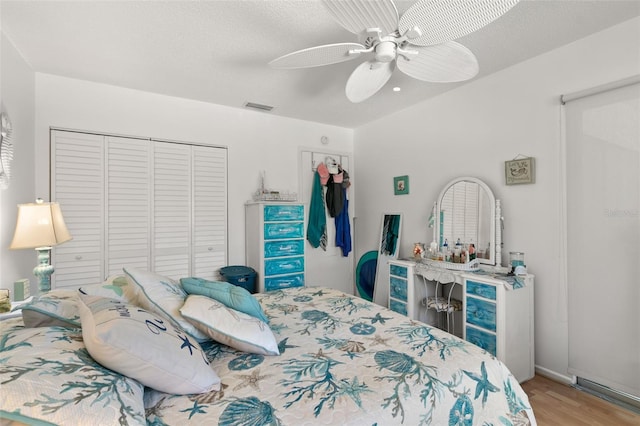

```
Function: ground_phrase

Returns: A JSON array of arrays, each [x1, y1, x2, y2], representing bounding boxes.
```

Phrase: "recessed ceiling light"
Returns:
[[392, 87, 401, 92]]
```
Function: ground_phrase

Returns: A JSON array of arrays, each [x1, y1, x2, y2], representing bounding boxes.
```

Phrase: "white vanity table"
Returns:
[[388, 259, 535, 383], [387, 176, 534, 383]]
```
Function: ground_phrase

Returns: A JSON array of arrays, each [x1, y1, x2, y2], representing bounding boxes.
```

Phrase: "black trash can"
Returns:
[[219, 266, 257, 294]]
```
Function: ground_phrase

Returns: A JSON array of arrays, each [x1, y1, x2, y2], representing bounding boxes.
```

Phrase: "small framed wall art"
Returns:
[[505, 157, 535, 185], [394, 175, 409, 195]]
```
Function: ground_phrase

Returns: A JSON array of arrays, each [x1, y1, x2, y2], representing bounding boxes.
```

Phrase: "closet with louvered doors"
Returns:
[[50, 129, 227, 289]]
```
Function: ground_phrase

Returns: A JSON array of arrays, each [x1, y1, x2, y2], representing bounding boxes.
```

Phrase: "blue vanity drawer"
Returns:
[[466, 280, 497, 300], [466, 326, 497, 356], [264, 240, 304, 258], [466, 297, 497, 332], [265, 273, 305, 292], [264, 205, 304, 222], [264, 222, 304, 240], [390, 299, 407, 316], [265, 256, 304, 276], [389, 264, 408, 278], [390, 276, 408, 302]]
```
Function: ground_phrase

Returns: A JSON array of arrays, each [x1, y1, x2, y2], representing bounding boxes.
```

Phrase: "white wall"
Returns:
[[24, 75, 354, 286], [353, 17, 640, 380], [0, 33, 36, 296]]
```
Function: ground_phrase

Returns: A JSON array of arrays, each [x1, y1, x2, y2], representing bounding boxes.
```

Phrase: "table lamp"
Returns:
[[9, 199, 72, 293]]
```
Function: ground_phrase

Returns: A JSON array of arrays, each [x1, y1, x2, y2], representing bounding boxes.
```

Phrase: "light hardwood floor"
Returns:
[[521, 375, 640, 425]]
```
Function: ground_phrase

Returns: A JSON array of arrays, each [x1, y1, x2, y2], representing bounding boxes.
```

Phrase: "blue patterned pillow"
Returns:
[[180, 277, 269, 323], [78, 294, 221, 395]]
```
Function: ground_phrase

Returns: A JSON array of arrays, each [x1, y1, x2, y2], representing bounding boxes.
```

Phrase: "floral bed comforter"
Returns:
[[146, 286, 535, 425]]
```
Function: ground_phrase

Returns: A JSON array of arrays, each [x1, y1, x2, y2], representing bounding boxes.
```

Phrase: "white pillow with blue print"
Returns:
[[19, 289, 80, 328], [180, 294, 280, 356], [78, 274, 139, 304], [123, 267, 208, 341], [180, 276, 269, 323], [78, 293, 220, 395]]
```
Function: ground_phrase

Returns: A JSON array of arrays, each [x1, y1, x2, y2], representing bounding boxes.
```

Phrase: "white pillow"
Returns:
[[78, 294, 221, 395], [123, 267, 208, 341], [78, 274, 139, 304], [180, 295, 280, 356], [19, 289, 81, 328]]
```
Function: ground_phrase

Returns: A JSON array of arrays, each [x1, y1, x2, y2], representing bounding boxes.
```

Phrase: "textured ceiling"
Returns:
[[2, 0, 639, 128]]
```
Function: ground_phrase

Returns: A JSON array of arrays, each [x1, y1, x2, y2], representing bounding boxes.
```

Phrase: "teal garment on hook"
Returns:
[[306, 171, 326, 248]]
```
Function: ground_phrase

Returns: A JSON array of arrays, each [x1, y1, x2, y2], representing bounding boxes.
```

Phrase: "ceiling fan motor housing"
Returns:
[[374, 40, 396, 63]]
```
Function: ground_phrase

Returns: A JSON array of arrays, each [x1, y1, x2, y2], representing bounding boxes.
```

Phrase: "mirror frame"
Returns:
[[434, 177, 502, 267], [373, 212, 402, 308]]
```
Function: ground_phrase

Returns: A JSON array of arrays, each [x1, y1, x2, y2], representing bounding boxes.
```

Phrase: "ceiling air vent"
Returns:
[[243, 102, 274, 112]]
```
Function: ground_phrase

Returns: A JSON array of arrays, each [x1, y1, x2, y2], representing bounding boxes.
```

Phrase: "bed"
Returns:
[[1, 267, 536, 425]]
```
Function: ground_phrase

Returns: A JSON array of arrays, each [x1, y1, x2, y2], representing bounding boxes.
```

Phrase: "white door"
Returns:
[[51, 130, 105, 288], [299, 149, 354, 294]]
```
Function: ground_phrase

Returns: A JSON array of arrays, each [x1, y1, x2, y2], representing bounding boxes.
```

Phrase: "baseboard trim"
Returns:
[[575, 377, 640, 414], [534, 365, 574, 385]]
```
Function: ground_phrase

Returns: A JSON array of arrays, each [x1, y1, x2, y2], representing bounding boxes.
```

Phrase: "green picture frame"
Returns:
[[394, 175, 409, 195]]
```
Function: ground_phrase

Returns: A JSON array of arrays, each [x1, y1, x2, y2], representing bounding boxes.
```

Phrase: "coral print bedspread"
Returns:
[[145, 286, 535, 425]]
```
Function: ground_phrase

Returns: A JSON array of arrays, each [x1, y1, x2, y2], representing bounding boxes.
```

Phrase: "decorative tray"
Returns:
[[420, 258, 480, 271], [252, 192, 298, 202]]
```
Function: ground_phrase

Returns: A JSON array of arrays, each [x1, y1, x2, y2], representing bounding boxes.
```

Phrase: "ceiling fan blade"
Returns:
[[396, 41, 478, 82], [322, 0, 399, 37], [399, 0, 519, 46], [269, 43, 365, 69], [345, 60, 395, 103]]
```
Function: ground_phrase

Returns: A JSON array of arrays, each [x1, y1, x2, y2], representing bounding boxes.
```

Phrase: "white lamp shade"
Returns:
[[10, 202, 72, 249]]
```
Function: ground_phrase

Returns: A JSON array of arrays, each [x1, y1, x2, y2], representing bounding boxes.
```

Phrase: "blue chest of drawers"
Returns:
[[245, 203, 305, 292]]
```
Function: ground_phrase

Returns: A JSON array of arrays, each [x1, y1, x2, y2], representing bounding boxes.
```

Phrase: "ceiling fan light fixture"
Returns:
[[374, 40, 397, 62]]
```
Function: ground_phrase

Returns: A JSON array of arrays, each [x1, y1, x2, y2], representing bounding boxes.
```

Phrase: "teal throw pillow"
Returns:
[[180, 277, 268, 323]]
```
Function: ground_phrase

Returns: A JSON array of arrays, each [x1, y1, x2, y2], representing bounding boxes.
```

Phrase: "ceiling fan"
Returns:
[[269, 0, 519, 103]]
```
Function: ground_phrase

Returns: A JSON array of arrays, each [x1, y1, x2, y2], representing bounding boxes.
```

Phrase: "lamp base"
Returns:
[[33, 247, 54, 293]]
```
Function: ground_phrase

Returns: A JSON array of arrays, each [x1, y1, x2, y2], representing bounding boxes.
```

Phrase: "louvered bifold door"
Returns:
[[106, 136, 151, 275], [152, 141, 191, 279], [51, 131, 105, 288], [192, 145, 228, 279]]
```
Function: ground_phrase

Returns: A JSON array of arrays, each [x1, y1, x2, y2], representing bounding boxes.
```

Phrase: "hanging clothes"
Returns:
[[335, 187, 351, 257], [325, 174, 344, 217], [306, 170, 327, 250]]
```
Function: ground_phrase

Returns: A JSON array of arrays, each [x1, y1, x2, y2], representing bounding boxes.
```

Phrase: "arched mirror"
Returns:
[[434, 177, 502, 266]]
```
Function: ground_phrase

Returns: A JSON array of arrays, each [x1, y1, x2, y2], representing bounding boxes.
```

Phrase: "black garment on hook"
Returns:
[[325, 174, 343, 218]]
